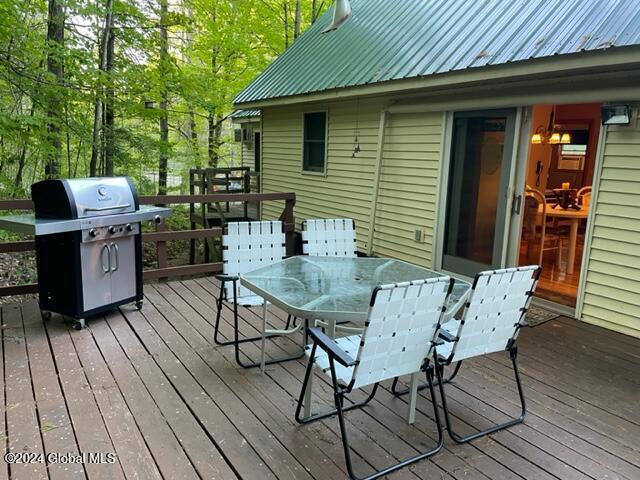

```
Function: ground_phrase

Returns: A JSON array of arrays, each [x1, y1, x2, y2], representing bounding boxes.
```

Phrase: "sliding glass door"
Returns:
[[442, 110, 517, 277]]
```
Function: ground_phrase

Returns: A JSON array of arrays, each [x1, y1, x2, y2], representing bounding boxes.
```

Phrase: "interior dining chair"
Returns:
[[213, 221, 305, 368], [435, 265, 541, 443], [524, 188, 563, 269], [295, 276, 453, 480], [577, 186, 592, 210]]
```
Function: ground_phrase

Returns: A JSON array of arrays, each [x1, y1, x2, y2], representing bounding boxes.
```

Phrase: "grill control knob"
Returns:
[[108, 226, 117, 234], [89, 229, 98, 237], [126, 223, 133, 232]]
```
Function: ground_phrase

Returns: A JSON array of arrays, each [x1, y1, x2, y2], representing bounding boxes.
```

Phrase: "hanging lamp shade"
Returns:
[[560, 132, 572, 144], [548, 132, 561, 144], [530, 132, 543, 144]]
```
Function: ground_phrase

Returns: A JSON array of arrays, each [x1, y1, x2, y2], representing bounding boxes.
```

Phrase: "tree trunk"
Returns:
[[46, 0, 64, 178], [189, 110, 200, 167], [104, 32, 115, 176], [13, 103, 35, 190], [90, 0, 114, 176], [207, 113, 221, 168], [14, 147, 27, 191], [283, 2, 289, 48], [294, 0, 301, 39], [158, 0, 169, 195], [312, 0, 317, 22]]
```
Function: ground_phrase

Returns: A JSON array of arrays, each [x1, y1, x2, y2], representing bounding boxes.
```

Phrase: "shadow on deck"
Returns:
[[1, 277, 639, 480]]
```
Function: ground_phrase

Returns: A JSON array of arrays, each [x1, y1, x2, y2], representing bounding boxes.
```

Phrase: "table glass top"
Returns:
[[240, 256, 470, 321]]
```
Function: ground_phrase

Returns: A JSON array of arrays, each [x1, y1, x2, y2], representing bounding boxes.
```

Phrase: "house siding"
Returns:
[[581, 106, 640, 337], [261, 102, 443, 259], [261, 100, 383, 251], [372, 112, 442, 267]]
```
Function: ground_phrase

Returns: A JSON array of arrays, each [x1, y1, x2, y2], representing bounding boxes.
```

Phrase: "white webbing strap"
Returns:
[[222, 221, 286, 300], [350, 277, 451, 389], [302, 218, 357, 257], [447, 266, 539, 363]]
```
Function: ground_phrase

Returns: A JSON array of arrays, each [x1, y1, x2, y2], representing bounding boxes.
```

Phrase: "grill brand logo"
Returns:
[[97, 186, 113, 202]]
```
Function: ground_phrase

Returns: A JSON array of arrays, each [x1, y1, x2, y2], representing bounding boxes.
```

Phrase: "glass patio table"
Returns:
[[240, 256, 471, 424], [240, 256, 471, 325]]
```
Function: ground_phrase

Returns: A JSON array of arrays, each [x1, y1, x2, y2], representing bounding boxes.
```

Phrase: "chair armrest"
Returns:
[[438, 329, 457, 343], [215, 274, 239, 282], [307, 327, 356, 368]]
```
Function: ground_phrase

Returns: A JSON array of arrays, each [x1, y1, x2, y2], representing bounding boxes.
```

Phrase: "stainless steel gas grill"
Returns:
[[0, 177, 170, 329]]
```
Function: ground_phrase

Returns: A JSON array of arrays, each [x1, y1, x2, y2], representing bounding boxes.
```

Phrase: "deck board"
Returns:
[[2, 278, 639, 480]]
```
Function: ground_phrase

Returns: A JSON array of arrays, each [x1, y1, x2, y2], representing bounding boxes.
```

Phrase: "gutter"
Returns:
[[366, 109, 388, 255]]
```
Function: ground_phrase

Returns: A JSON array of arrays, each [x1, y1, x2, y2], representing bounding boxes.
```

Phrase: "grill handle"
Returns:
[[110, 242, 119, 272], [84, 203, 131, 213], [101, 244, 111, 273]]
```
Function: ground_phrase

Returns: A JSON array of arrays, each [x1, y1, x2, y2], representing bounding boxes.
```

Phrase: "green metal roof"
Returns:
[[234, 0, 640, 106], [230, 109, 260, 119]]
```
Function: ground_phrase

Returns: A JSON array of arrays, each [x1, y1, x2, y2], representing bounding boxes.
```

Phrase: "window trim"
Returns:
[[301, 109, 329, 176]]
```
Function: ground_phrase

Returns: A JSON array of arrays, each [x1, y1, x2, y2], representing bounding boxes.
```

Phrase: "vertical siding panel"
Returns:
[[582, 104, 640, 338]]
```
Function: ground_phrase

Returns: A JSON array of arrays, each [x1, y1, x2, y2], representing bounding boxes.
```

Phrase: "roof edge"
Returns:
[[234, 46, 640, 109]]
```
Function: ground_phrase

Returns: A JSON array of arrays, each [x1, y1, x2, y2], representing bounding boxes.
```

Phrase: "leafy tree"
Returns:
[[0, 0, 331, 196]]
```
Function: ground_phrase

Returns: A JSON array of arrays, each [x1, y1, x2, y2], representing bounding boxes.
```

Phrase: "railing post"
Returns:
[[280, 195, 296, 256], [156, 218, 168, 282]]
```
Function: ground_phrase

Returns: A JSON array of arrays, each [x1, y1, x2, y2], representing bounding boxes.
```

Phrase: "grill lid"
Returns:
[[32, 177, 138, 219]]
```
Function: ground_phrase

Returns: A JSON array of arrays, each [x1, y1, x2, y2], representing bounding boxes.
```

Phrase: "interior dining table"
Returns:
[[540, 204, 589, 274], [240, 256, 471, 424]]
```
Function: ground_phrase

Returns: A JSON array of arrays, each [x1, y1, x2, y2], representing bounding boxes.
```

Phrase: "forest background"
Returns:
[[0, 0, 330, 197]]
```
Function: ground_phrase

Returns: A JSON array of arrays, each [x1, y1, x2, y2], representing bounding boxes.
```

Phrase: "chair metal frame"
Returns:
[[213, 221, 305, 369], [295, 277, 453, 480], [434, 265, 541, 444]]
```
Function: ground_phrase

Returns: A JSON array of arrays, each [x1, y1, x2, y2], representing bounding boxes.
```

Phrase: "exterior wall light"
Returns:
[[601, 104, 631, 125]]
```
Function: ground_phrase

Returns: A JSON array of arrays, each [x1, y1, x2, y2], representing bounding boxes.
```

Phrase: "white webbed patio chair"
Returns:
[[434, 265, 541, 443], [302, 218, 358, 257], [213, 221, 304, 368], [295, 276, 454, 480]]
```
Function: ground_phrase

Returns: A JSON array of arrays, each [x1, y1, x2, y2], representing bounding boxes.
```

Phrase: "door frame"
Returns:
[[434, 107, 524, 278], [504, 107, 608, 319]]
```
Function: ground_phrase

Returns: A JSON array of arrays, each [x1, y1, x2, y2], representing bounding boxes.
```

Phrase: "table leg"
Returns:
[[260, 302, 268, 372], [302, 318, 318, 419], [567, 218, 579, 275], [327, 319, 337, 340], [407, 372, 419, 424]]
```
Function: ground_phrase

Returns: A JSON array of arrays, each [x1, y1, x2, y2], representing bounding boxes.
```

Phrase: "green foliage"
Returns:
[[0, 0, 330, 196]]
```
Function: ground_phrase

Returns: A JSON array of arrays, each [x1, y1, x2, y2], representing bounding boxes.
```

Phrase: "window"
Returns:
[[302, 111, 327, 173]]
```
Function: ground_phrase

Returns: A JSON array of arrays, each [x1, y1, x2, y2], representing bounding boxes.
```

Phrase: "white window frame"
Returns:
[[301, 109, 329, 176]]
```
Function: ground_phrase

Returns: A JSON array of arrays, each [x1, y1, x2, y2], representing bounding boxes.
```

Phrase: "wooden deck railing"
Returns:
[[0, 192, 295, 297]]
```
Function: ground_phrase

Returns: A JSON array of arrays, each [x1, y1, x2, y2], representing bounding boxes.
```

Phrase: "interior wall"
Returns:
[[526, 103, 601, 191], [554, 103, 601, 187], [526, 105, 553, 190]]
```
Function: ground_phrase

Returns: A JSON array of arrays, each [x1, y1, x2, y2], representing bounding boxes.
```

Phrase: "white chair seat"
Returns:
[[305, 334, 360, 385]]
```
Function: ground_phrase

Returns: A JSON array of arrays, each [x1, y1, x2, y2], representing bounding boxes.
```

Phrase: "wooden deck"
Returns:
[[1, 277, 639, 480]]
